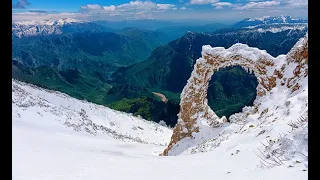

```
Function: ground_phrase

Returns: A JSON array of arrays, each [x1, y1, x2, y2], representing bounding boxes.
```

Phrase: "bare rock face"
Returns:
[[161, 33, 308, 156]]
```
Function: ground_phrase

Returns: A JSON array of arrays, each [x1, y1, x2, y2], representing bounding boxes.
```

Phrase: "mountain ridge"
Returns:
[[232, 15, 308, 28]]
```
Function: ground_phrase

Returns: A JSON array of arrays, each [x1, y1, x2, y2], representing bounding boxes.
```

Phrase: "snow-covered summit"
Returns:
[[247, 15, 305, 23], [233, 16, 308, 28], [12, 18, 106, 37], [13, 18, 84, 26]]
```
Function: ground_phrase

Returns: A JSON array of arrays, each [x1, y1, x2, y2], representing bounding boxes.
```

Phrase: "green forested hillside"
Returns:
[[12, 29, 172, 107]]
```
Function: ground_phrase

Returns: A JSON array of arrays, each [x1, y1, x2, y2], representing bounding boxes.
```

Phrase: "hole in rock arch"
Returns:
[[207, 65, 258, 121]]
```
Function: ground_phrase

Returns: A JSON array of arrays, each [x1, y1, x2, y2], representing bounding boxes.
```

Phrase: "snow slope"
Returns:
[[12, 79, 172, 145], [13, 76, 307, 179]]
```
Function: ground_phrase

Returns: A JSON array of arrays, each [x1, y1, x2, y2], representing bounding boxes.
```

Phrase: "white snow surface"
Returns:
[[13, 76, 308, 180]]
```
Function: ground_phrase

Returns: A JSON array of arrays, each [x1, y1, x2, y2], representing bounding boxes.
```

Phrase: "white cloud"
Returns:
[[77, 1, 176, 19], [236, 1, 280, 10], [80, 4, 103, 10], [190, 0, 219, 5], [280, 0, 307, 7], [180, 6, 187, 10], [80, 1, 175, 14], [212, 2, 233, 9], [157, 4, 176, 10], [103, 5, 116, 12], [233, 0, 307, 10], [214, 2, 233, 6], [117, 1, 158, 10]]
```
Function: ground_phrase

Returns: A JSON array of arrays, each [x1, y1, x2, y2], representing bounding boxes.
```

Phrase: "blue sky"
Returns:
[[12, 0, 308, 22]]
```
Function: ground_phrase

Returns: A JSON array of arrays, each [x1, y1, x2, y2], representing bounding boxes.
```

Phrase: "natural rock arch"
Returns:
[[161, 33, 308, 156]]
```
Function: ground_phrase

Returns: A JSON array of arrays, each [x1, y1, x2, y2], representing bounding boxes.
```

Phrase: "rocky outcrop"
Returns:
[[161, 33, 308, 156]]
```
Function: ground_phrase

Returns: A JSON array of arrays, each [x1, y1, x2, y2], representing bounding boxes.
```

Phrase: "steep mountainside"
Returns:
[[12, 30, 168, 68], [12, 31, 152, 104], [113, 27, 172, 52]]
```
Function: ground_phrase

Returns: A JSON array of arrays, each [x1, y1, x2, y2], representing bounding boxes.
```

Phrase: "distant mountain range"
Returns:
[[12, 18, 113, 37]]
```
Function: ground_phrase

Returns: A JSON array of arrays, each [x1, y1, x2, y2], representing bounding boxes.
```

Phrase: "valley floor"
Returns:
[[152, 92, 168, 102]]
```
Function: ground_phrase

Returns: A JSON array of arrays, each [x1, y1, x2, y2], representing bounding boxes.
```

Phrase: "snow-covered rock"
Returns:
[[162, 33, 308, 158]]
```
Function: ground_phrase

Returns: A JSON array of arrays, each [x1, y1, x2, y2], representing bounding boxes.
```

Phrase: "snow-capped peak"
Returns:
[[233, 15, 308, 29], [11, 18, 101, 37], [13, 18, 84, 26], [247, 15, 297, 22], [248, 16, 271, 21]]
